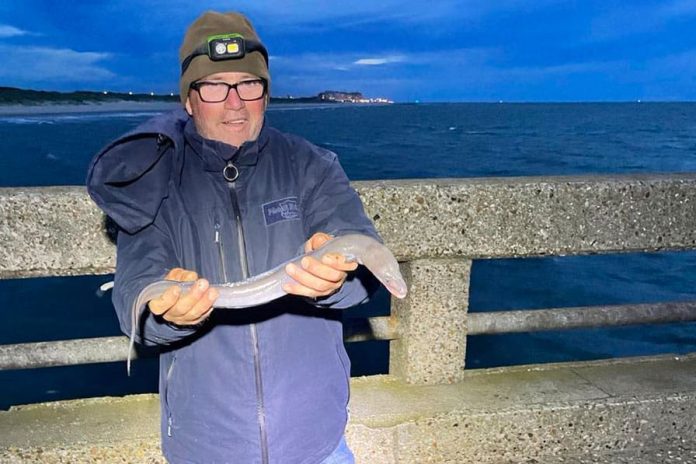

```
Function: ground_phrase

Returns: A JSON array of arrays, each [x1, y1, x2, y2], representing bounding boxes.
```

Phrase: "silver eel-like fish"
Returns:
[[127, 234, 407, 373]]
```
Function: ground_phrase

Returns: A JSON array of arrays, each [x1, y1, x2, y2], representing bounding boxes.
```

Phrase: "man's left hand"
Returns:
[[282, 232, 358, 299]]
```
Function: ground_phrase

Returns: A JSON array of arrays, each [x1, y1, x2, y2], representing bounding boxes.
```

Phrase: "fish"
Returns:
[[127, 233, 407, 373]]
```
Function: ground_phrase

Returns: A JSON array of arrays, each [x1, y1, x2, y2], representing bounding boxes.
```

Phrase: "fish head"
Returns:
[[375, 266, 408, 299]]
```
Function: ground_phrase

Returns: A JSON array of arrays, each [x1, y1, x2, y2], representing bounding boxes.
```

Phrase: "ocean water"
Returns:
[[1, 102, 695, 409]]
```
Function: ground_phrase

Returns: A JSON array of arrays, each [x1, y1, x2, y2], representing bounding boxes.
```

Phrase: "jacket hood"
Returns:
[[86, 108, 190, 234], [87, 108, 272, 234]]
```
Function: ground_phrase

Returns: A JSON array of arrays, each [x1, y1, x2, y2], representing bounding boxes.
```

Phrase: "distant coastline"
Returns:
[[0, 87, 392, 116], [0, 86, 178, 106]]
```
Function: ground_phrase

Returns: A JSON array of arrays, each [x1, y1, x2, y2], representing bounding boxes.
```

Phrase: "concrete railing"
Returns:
[[2, 174, 696, 462], [1, 174, 696, 384]]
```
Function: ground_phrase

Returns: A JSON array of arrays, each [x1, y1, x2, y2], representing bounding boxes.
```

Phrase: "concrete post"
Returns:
[[389, 258, 472, 384]]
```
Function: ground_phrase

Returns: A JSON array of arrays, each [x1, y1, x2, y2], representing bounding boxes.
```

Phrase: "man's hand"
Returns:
[[282, 232, 358, 299], [147, 268, 218, 325]]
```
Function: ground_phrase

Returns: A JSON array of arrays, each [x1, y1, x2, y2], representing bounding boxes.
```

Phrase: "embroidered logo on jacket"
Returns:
[[263, 197, 301, 226]]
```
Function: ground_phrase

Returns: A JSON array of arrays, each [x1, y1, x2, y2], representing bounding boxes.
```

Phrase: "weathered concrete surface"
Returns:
[[0, 186, 114, 278], [356, 174, 696, 260], [0, 395, 163, 463], [390, 258, 471, 384], [3, 174, 696, 278], [348, 354, 696, 463], [2, 354, 695, 463]]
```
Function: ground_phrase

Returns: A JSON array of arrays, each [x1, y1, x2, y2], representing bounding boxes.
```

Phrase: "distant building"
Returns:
[[318, 90, 393, 104], [319, 91, 364, 102]]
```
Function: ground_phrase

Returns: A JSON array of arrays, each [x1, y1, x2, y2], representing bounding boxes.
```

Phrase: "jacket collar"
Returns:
[[183, 118, 269, 173]]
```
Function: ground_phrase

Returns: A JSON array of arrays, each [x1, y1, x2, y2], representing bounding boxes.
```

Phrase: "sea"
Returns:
[[1, 102, 695, 410]]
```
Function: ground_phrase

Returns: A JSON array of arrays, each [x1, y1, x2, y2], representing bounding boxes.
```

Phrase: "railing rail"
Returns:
[[2, 300, 695, 371], [1, 175, 695, 384], [467, 300, 696, 335]]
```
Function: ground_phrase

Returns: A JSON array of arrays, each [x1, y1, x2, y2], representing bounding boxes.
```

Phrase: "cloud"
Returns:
[[197, 0, 461, 26], [272, 48, 492, 78], [0, 24, 30, 38], [270, 48, 492, 98], [632, 49, 696, 87], [273, 48, 493, 73], [413, 48, 696, 101], [6, 0, 691, 100], [493, 61, 626, 82], [165, 0, 567, 32], [354, 56, 406, 66], [588, 0, 696, 41], [270, 45, 648, 101], [660, 0, 696, 17], [636, 49, 696, 99], [648, 48, 696, 71], [0, 45, 116, 86]]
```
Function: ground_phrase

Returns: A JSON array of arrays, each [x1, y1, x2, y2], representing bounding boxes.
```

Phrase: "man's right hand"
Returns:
[[147, 268, 218, 326]]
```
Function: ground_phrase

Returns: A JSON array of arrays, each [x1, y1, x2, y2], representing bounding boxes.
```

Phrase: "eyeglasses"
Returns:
[[190, 78, 267, 103]]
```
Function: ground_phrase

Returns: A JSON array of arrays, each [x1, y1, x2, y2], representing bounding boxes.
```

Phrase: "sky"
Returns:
[[1, 0, 696, 102]]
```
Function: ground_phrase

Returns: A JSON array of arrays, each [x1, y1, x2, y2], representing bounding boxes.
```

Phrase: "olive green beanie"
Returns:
[[179, 11, 270, 104]]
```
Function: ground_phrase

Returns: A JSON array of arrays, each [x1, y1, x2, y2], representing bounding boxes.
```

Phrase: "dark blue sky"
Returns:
[[1, 0, 696, 102]]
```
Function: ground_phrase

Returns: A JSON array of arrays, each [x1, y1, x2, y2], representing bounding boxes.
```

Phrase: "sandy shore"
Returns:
[[0, 101, 180, 116]]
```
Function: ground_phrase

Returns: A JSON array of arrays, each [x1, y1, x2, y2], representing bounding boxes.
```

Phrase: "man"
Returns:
[[87, 11, 379, 464]]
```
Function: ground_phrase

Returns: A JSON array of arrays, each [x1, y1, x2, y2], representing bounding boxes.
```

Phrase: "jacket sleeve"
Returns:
[[113, 219, 198, 346], [86, 109, 196, 345], [301, 153, 381, 309]]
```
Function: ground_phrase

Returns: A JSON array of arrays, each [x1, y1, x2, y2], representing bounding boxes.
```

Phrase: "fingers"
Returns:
[[165, 267, 198, 282], [148, 284, 182, 315], [168, 284, 218, 325], [149, 267, 198, 315], [283, 254, 355, 298], [321, 253, 358, 272], [147, 275, 218, 326], [304, 232, 333, 253]]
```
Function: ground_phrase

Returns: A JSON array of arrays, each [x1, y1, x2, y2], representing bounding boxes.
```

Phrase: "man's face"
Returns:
[[185, 71, 267, 148]]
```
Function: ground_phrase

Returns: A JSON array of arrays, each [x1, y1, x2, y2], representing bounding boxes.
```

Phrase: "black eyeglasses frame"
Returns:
[[189, 78, 268, 103]]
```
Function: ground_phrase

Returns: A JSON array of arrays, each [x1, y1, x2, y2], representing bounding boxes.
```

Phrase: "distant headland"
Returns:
[[0, 87, 392, 106], [280, 91, 393, 104]]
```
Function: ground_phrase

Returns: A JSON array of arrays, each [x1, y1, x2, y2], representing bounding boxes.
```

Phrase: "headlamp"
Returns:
[[181, 33, 269, 75]]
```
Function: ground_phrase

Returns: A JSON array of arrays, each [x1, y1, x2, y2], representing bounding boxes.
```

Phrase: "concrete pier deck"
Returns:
[[1, 353, 694, 463]]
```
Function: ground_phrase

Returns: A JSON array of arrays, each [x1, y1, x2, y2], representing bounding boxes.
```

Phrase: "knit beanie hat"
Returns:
[[179, 11, 270, 104]]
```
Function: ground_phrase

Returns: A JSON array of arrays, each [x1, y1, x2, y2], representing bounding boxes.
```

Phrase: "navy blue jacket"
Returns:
[[87, 109, 379, 464]]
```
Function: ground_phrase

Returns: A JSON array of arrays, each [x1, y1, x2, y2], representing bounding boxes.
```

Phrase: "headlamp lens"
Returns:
[[208, 34, 245, 61]]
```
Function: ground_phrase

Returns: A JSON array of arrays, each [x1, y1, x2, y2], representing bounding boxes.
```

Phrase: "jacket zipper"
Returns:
[[214, 223, 228, 281], [166, 357, 176, 436], [160, 131, 181, 438], [220, 160, 270, 464]]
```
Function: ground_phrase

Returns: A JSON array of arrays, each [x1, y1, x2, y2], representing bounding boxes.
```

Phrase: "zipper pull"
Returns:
[[223, 161, 239, 182], [167, 417, 173, 437]]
